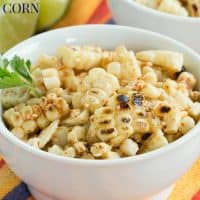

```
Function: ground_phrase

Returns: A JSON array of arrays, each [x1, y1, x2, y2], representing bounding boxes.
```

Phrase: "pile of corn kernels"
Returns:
[[2, 46, 200, 159]]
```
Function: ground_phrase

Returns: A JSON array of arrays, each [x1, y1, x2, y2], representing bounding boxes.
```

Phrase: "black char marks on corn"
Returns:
[[132, 93, 144, 106], [117, 94, 130, 109], [192, 4, 198, 12], [160, 106, 171, 113], [142, 132, 152, 140], [103, 108, 113, 114], [174, 66, 186, 79], [117, 95, 129, 103], [99, 119, 112, 124], [101, 128, 115, 135], [121, 117, 131, 123]]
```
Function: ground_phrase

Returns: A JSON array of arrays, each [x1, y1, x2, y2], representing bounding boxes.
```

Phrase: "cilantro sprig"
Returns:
[[0, 55, 41, 97]]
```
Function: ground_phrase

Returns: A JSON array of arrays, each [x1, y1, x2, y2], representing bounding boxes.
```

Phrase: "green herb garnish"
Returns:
[[0, 55, 41, 97]]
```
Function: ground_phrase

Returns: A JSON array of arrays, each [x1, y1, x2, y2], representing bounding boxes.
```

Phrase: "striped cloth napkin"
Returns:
[[0, 0, 200, 199]]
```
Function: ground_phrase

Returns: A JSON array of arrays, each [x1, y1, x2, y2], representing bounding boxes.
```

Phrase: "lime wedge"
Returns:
[[37, 0, 71, 32], [0, 0, 39, 53]]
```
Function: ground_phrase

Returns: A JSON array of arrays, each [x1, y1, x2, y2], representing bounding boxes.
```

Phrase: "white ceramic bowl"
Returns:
[[0, 25, 200, 200], [108, 0, 200, 53]]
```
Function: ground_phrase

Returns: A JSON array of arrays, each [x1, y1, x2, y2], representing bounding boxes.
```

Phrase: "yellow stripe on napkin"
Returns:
[[0, 164, 21, 199], [168, 159, 200, 200]]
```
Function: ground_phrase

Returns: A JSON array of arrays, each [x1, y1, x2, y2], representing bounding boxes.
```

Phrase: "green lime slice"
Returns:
[[37, 0, 70, 32], [0, 0, 39, 53]]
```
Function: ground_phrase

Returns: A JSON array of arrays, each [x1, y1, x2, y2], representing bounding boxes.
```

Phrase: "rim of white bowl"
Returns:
[[123, 0, 200, 22], [1, 25, 200, 166]]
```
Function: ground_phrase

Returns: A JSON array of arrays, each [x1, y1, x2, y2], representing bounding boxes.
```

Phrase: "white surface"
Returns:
[[108, 0, 200, 53], [0, 25, 200, 200]]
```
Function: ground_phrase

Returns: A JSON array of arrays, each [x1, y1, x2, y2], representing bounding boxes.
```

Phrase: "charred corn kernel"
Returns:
[[142, 66, 154, 74], [190, 91, 200, 102], [47, 88, 63, 96], [74, 142, 87, 156], [166, 132, 182, 143], [133, 118, 150, 133], [10, 112, 23, 127], [148, 115, 162, 132], [159, 0, 188, 16], [189, 102, 200, 120], [115, 113, 133, 136], [97, 128, 118, 142], [177, 72, 197, 90], [154, 102, 172, 117], [143, 72, 158, 84], [94, 106, 114, 117], [106, 151, 120, 159], [81, 67, 119, 95], [81, 88, 108, 112], [95, 116, 115, 130], [117, 125, 134, 137], [36, 113, 50, 129], [27, 137, 40, 149], [15, 103, 26, 111], [67, 126, 86, 144], [110, 133, 128, 147], [64, 147, 76, 158], [106, 62, 121, 78], [27, 98, 42, 105], [81, 153, 94, 159], [163, 79, 177, 95], [179, 116, 195, 134], [136, 50, 184, 73], [42, 68, 59, 77], [103, 46, 141, 80], [173, 91, 192, 110], [22, 120, 37, 134], [141, 84, 161, 99], [186, 0, 200, 17], [43, 77, 61, 90], [48, 145, 65, 156], [45, 104, 60, 122], [57, 46, 102, 70], [54, 98, 69, 116], [140, 130, 168, 153], [46, 92, 57, 101], [132, 132, 144, 143], [119, 139, 139, 156], [64, 74, 80, 92], [1, 87, 30, 109], [11, 127, 26, 139], [90, 142, 111, 158], [61, 110, 89, 126], [136, 0, 160, 8], [71, 92, 84, 109], [87, 124, 99, 144], [38, 120, 59, 148], [20, 105, 33, 120], [3, 108, 16, 126], [34, 54, 60, 70], [92, 107, 117, 142], [31, 68, 45, 92], [32, 105, 42, 118], [163, 109, 181, 134], [52, 126, 69, 147]]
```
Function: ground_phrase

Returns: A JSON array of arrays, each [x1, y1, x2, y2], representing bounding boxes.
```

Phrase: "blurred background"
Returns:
[[0, 0, 113, 53]]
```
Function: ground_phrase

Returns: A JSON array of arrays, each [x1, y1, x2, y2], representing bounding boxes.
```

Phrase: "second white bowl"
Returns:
[[108, 0, 200, 53]]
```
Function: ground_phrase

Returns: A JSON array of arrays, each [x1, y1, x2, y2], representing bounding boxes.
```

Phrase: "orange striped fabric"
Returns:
[[0, 0, 200, 199]]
